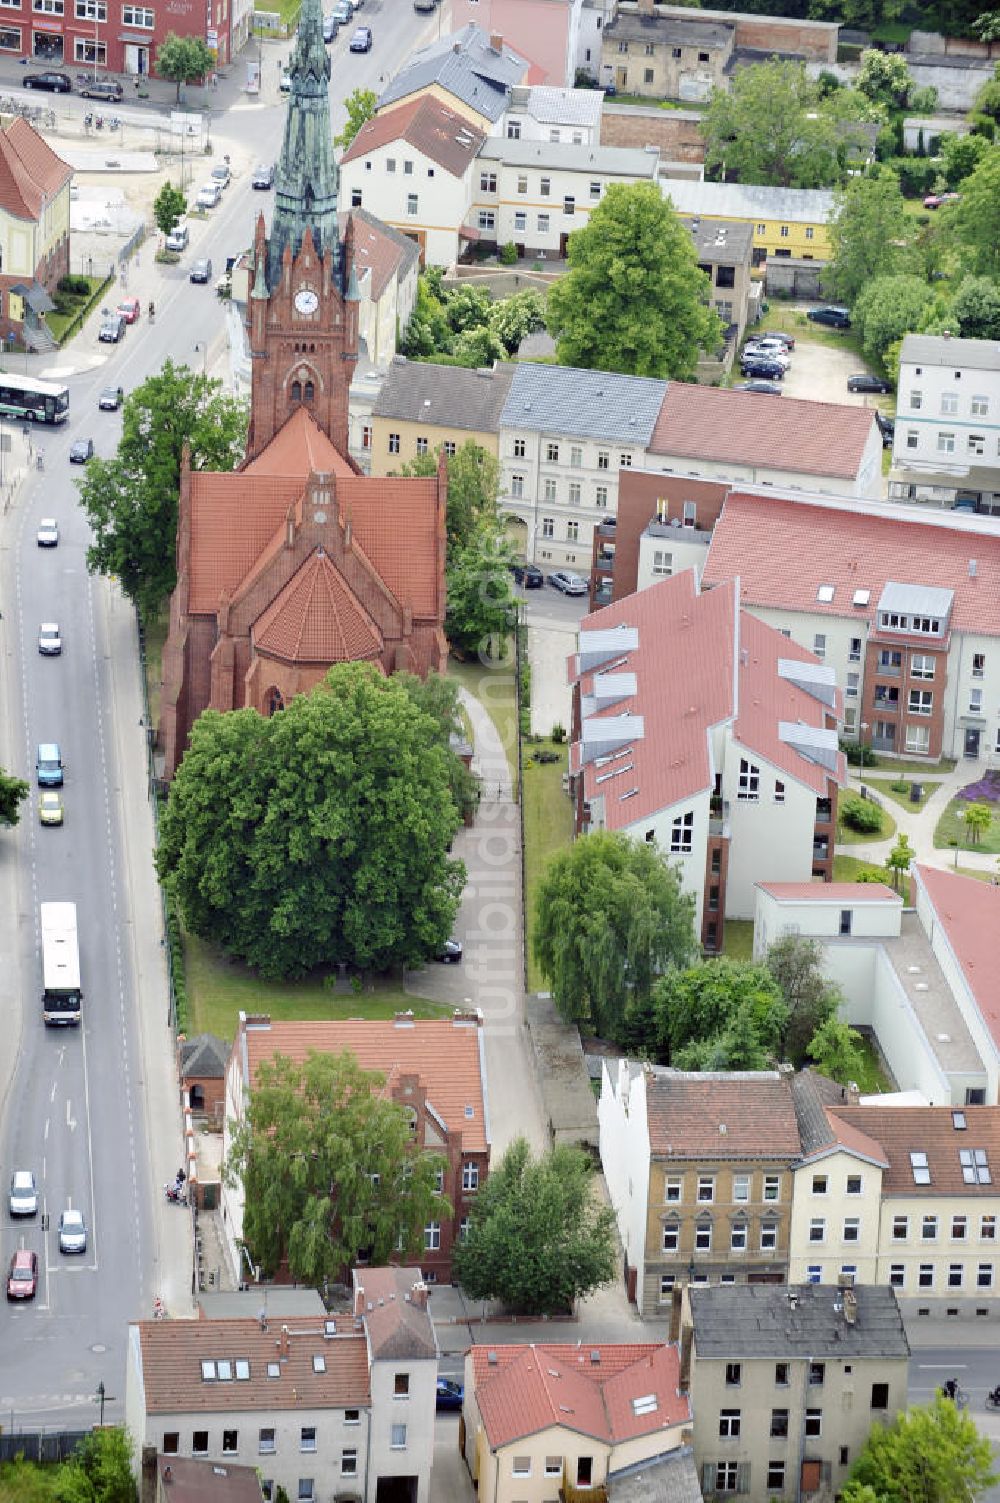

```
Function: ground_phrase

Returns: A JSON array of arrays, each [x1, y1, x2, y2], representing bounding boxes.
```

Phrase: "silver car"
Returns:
[[36, 517, 59, 547], [9, 1170, 38, 1217], [38, 622, 62, 656], [58, 1208, 87, 1254]]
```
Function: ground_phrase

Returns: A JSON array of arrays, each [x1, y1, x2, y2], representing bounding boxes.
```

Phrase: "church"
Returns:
[[158, 2, 448, 779]]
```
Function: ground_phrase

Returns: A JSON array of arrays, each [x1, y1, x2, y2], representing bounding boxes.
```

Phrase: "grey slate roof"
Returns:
[[609, 1446, 703, 1503], [500, 363, 668, 442], [900, 332, 1000, 373], [180, 1033, 229, 1079], [373, 358, 514, 432], [682, 215, 753, 265], [790, 1070, 856, 1157], [479, 137, 659, 177], [662, 177, 835, 224], [379, 24, 528, 124], [690, 1284, 910, 1361]]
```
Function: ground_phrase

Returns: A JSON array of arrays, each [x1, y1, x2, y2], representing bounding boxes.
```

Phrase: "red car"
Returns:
[[7, 1248, 38, 1300], [116, 296, 141, 324]]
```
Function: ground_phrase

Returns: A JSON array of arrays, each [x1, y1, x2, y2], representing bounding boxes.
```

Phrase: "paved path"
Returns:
[[836, 759, 999, 876]]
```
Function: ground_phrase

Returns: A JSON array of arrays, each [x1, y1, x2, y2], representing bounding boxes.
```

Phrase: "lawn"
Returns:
[[866, 776, 935, 813], [934, 797, 1000, 856], [45, 274, 111, 345], [849, 1033, 893, 1096], [837, 797, 897, 846], [447, 652, 518, 793], [722, 919, 754, 961], [610, 92, 692, 111], [851, 756, 956, 777], [182, 932, 451, 1043], [522, 737, 574, 991], [755, 306, 866, 360], [832, 854, 889, 883]]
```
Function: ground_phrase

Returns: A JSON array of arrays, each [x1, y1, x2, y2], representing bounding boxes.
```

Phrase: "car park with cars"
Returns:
[[36, 517, 58, 546], [740, 356, 785, 380], [99, 385, 123, 411], [7, 1249, 38, 1300], [9, 1172, 38, 1218], [847, 373, 893, 393], [38, 791, 64, 826], [349, 24, 372, 49], [548, 570, 588, 595], [807, 305, 851, 328], [38, 622, 62, 656]]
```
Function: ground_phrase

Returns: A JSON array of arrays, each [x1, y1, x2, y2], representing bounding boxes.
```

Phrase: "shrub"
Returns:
[[499, 241, 518, 266], [958, 773, 1000, 803], [57, 274, 91, 297], [891, 780, 909, 794], [841, 739, 879, 767], [888, 156, 939, 197], [551, 722, 566, 744], [519, 707, 532, 738], [840, 794, 883, 834]]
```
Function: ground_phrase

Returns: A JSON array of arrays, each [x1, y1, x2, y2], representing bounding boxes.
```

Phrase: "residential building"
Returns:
[[0, 117, 71, 348], [683, 216, 756, 375], [143, 1455, 263, 1503], [688, 1283, 909, 1503], [589, 470, 731, 607], [369, 357, 514, 475], [343, 209, 420, 369], [661, 178, 835, 265], [902, 114, 969, 153], [221, 1012, 490, 1285], [447, 0, 586, 87], [178, 1033, 228, 1121], [462, 1340, 696, 1502], [914, 865, 1000, 1103], [569, 572, 845, 946], [0, 0, 231, 76], [890, 332, 1000, 514], [376, 25, 530, 132], [599, 1064, 803, 1316], [498, 362, 668, 568], [125, 1268, 437, 1503], [703, 488, 1000, 760], [500, 83, 603, 144]]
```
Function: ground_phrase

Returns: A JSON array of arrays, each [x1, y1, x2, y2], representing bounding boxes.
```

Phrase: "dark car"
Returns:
[[734, 380, 782, 395], [7, 1248, 38, 1300], [189, 258, 213, 284], [740, 356, 785, 380], [322, 13, 339, 40], [70, 437, 94, 464], [876, 411, 895, 448], [99, 385, 124, 411], [98, 315, 125, 344], [435, 938, 463, 964], [548, 570, 588, 595], [349, 24, 372, 50], [847, 373, 892, 394], [252, 162, 275, 190], [511, 561, 544, 588], [80, 78, 123, 100], [436, 1378, 464, 1412], [807, 305, 851, 329], [24, 70, 71, 92]]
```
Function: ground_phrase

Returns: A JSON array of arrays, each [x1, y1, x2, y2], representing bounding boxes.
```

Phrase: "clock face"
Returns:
[[294, 287, 319, 316]]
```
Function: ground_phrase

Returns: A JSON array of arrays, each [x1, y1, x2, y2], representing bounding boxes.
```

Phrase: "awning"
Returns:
[[118, 32, 152, 43], [11, 282, 55, 314]]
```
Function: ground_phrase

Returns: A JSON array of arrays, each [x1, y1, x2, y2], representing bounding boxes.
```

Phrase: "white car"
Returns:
[[36, 517, 59, 547], [58, 1208, 87, 1254], [38, 622, 62, 656], [744, 340, 791, 367], [9, 1170, 38, 1217], [210, 161, 231, 190], [196, 181, 221, 209]]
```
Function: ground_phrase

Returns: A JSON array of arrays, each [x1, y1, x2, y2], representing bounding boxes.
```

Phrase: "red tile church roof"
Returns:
[[253, 549, 384, 663]]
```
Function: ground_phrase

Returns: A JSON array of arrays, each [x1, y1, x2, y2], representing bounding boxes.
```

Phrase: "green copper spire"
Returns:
[[268, 0, 340, 288]]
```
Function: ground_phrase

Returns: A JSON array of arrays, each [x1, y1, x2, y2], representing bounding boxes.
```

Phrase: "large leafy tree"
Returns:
[[152, 181, 186, 237], [853, 273, 936, 365], [446, 525, 517, 658], [950, 274, 1000, 339], [629, 959, 787, 1069], [952, 145, 1000, 275], [843, 1393, 996, 1503], [701, 60, 842, 188], [765, 935, 842, 1066], [395, 670, 480, 821], [334, 86, 377, 150], [0, 767, 29, 827], [825, 170, 915, 308], [807, 1017, 867, 1086], [78, 361, 247, 619], [533, 830, 698, 1042], [856, 49, 912, 110], [401, 440, 502, 561], [225, 1050, 447, 1284], [453, 1138, 616, 1315], [155, 32, 215, 102], [156, 663, 466, 978], [546, 182, 721, 379]]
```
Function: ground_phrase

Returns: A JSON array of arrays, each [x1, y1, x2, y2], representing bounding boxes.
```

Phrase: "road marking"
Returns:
[[43, 1118, 49, 1141], [65, 1098, 76, 1131]]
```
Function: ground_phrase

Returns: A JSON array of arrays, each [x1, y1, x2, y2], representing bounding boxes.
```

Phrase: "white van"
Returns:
[[165, 220, 189, 252]]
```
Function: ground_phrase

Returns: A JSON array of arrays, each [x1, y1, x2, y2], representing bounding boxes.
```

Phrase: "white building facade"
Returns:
[[890, 332, 1000, 513]]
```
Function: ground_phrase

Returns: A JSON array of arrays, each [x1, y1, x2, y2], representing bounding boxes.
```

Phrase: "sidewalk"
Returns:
[[836, 758, 999, 875]]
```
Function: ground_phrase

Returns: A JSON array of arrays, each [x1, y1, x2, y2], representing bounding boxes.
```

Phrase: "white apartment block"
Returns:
[[890, 332, 1000, 514]]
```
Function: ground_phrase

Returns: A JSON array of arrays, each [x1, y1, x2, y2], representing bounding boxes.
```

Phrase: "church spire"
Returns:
[[267, 0, 340, 289]]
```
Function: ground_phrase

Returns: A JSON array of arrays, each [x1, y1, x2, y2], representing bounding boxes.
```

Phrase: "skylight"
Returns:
[[633, 1394, 658, 1416], [216, 1360, 233, 1381], [852, 589, 870, 607], [313, 1355, 326, 1373], [235, 1360, 250, 1380], [953, 1111, 967, 1131], [816, 585, 835, 603], [910, 1150, 931, 1185], [267, 1362, 281, 1378], [960, 1148, 991, 1185], [201, 1360, 216, 1382]]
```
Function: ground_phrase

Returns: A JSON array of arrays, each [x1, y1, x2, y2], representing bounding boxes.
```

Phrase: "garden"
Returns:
[[934, 772, 1000, 856]]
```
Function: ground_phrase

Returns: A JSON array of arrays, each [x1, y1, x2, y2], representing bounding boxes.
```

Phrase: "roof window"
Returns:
[[235, 1360, 250, 1380], [313, 1355, 326, 1373], [267, 1361, 281, 1378], [201, 1361, 217, 1381], [816, 585, 835, 603], [910, 1151, 931, 1185], [633, 1394, 658, 1415], [961, 1148, 991, 1185], [953, 1111, 967, 1130], [852, 589, 870, 607]]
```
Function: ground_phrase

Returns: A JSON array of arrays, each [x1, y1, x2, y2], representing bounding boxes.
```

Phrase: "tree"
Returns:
[[963, 801, 993, 844], [225, 1050, 447, 1283], [825, 170, 915, 307], [156, 663, 466, 979], [973, 10, 1000, 41], [0, 767, 29, 827], [152, 181, 186, 237], [78, 360, 247, 618], [950, 274, 1000, 339], [941, 131, 989, 186], [59, 1428, 136, 1503], [884, 833, 913, 894], [155, 32, 215, 102], [334, 86, 377, 150], [952, 145, 1000, 275], [487, 287, 545, 353], [533, 830, 698, 1042], [853, 273, 935, 364], [765, 934, 842, 1066], [452, 1137, 616, 1315], [635, 959, 786, 1067], [807, 1017, 867, 1085], [395, 670, 480, 821], [546, 183, 721, 380], [442, 441, 501, 558], [857, 49, 913, 110], [446, 525, 517, 658], [844, 1393, 996, 1503], [701, 60, 841, 188]]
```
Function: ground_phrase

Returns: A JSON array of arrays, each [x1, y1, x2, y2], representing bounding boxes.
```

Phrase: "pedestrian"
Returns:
[[133, 74, 140, 92], [211, 71, 218, 88]]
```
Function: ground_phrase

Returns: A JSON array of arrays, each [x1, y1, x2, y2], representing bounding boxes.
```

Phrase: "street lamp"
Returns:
[[94, 1380, 116, 1426]]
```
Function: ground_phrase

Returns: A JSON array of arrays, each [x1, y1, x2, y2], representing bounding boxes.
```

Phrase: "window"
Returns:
[[563, 197, 575, 216], [541, 516, 553, 539], [121, 2, 153, 21], [620, 452, 633, 469], [871, 1383, 889, 1411], [512, 1457, 531, 1477], [809, 1362, 825, 1387], [477, 210, 495, 231], [297, 1483, 314, 1503], [892, 1215, 909, 1240], [725, 1362, 742, 1387], [941, 392, 959, 415], [805, 1410, 822, 1438], [774, 780, 785, 803], [972, 394, 989, 416], [948, 1264, 963, 1288], [345, 1410, 360, 1426], [922, 1214, 938, 1240], [715, 1463, 739, 1492], [516, 174, 527, 193], [258, 1427, 277, 1453], [193, 1433, 209, 1456], [969, 434, 986, 456], [540, 177, 551, 197], [404, 161, 413, 175], [809, 1218, 825, 1243], [910, 390, 922, 410], [662, 1222, 679, 1252], [849, 636, 862, 662], [911, 653, 935, 680], [424, 1222, 440, 1250], [843, 1218, 860, 1243], [982, 1215, 996, 1241], [386, 158, 396, 174], [846, 672, 859, 699], [350, 190, 362, 208], [162, 1434, 179, 1455], [545, 442, 559, 463], [760, 1221, 778, 1251], [652, 550, 673, 577], [938, 432, 956, 454], [543, 478, 557, 503], [443, 441, 456, 458], [537, 213, 549, 233], [812, 1174, 828, 1195], [737, 758, 759, 801], [566, 520, 579, 543], [415, 436, 428, 456], [953, 1215, 968, 1240], [388, 432, 400, 455], [394, 1373, 410, 1398], [479, 171, 497, 192], [568, 445, 583, 468], [75, 0, 107, 15], [462, 1162, 479, 1192], [906, 724, 930, 755], [659, 1274, 676, 1299], [764, 1176, 779, 1201], [406, 195, 418, 217], [510, 475, 524, 500], [911, 1151, 931, 1185], [514, 211, 526, 233], [775, 1363, 789, 1387], [846, 1174, 863, 1196], [961, 1148, 992, 1184], [507, 119, 521, 139], [695, 1220, 712, 1252], [590, 179, 602, 198], [665, 1177, 682, 1203], [698, 1176, 714, 1203], [733, 1175, 750, 1203], [767, 1462, 786, 1490], [569, 484, 581, 509], [670, 810, 694, 854], [300, 1427, 317, 1452], [512, 437, 526, 459], [730, 1221, 747, 1253], [973, 652, 986, 678], [770, 1409, 791, 1441], [813, 633, 827, 659], [390, 1425, 407, 1450], [979, 1263, 994, 1288], [918, 1264, 934, 1288], [341, 1450, 358, 1476], [719, 1410, 741, 1438], [545, 1457, 562, 1476], [908, 689, 932, 715], [889, 1264, 905, 1287]]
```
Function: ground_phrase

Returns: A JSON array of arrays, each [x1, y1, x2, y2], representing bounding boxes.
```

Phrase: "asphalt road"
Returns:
[[0, 0, 434, 1430]]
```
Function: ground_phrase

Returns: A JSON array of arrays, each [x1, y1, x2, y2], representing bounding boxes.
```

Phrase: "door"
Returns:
[[965, 728, 981, 759], [124, 43, 149, 74]]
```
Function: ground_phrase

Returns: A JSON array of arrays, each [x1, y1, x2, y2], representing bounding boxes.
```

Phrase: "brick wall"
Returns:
[[601, 107, 705, 162]]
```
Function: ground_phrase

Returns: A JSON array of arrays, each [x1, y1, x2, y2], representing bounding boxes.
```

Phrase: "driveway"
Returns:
[[778, 337, 881, 410]]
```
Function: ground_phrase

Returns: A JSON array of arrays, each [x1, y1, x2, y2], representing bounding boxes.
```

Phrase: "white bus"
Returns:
[[41, 901, 82, 1025], [0, 373, 69, 424]]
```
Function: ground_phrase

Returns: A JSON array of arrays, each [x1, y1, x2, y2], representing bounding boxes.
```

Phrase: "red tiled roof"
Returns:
[[0, 116, 71, 219], [830, 1105, 1000, 1195], [649, 384, 877, 480], [253, 549, 383, 663], [757, 882, 902, 903], [344, 209, 416, 301], [646, 1071, 802, 1159], [819, 1109, 890, 1166], [915, 865, 1000, 1050], [242, 406, 355, 480], [470, 1343, 688, 1449], [705, 492, 1000, 637], [341, 96, 485, 176], [242, 1017, 488, 1153]]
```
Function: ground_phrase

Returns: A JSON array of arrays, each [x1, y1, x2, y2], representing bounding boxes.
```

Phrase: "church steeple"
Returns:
[[268, 0, 340, 290]]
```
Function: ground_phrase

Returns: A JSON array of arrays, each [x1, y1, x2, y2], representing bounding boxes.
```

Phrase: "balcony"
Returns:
[[709, 797, 731, 837], [592, 581, 613, 607], [595, 519, 617, 541], [594, 551, 615, 575]]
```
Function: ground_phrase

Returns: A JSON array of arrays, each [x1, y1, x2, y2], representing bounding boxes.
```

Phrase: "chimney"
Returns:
[[410, 1281, 428, 1310], [489, 30, 503, 50], [846, 1080, 860, 1105], [843, 1288, 858, 1325], [279, 1324, 290, 1360]]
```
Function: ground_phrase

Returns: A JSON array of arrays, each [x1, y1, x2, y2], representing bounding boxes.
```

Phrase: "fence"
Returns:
[[0, 1430, 90, 1463]]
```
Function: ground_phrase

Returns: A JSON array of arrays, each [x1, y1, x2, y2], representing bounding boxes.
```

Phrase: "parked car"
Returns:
[[436, 1378, 464, 1412], [750, 329, 794, 350], [7, 1249, 38, 1300], [876, 411, 895, 448], [252, 162, 275, 189], [807, 305, 851, 329], [99, 385, 124, 411], [740, 356, 785, 380], [80, 78, 122, 101], [435, 938, 463, 964], [36, 743, 63, 787], [743, 344, 790, 370], [210, 162, 231, 190], [548, 570, 588, 595], [189, 258, 213, 284], [38, 622, 62, 656], [58, 1209, 87, 1255], [24, 71, 71, 92], [99, 315, 125, 344], [323, 13, 339, 39], [70, 437, 94, 463], [196, 181, 222, 209], [332, 0, 353, 19], [279, 70, 292, 92], [734, 380, 782, 395], [9, 1172, 38, 1218], [116, 296, 140, 324], [36, 517, 59, 546], [38, 791, 64, 826], [847, 373, 892, 394], [511, 561, 544, 588], [349, 24, 372, 50], [923, 192, 960, 209]]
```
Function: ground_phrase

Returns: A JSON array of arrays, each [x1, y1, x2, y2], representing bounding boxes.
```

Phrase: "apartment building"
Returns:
[[601, 10, 735, 100], [704, 489, 1000, 761], [368, 358, 513, 475], [662, 178, 835, 265], [599, 1064, 803, 1317], [500, 83, 604, 144], [589, 470, 731, 607], [688, 1284, 909, 1503], [890, 332, 1000, 514], [685, 216, 756, 371], [376, 25, 529, 131], [569, 572, 845, 946]]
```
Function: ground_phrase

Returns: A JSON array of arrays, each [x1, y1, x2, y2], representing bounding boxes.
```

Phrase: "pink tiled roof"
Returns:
[[757, 882, 902, 903], [649, 384, 877, 480], [705, 492, 1000, 637], [915, 865, 1000, 1049], [819, 1109, 890, 1166], [0, 116, 71, 219], [242, 406, 355, 480], [470, 1343, 688, 1448], [831, 1104, 1000, 1195], [253, 550, 384, 664], [341, 96, 485, 176]]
